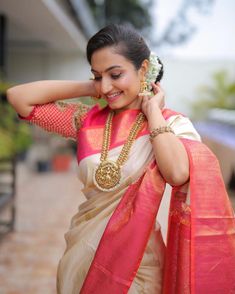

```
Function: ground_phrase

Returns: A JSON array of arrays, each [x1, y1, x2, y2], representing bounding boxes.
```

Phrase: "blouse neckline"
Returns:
[[105, 105, 142, 118]]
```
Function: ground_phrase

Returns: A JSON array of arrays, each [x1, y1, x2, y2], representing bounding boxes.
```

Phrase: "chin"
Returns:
[[107, 101, 123, 109], [107, 104, 124, 114]]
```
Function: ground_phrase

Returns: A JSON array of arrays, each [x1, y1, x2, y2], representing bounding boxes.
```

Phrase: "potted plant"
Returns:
[[0, 90, 32, 160], [0, 76, 32, 235], [51, 146, 73, 172], [191, 70, 235, 190], [191, 70, 235, 120]]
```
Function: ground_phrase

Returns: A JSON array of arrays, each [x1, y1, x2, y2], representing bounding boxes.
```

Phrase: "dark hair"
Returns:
[[86, 24, 163, 83]]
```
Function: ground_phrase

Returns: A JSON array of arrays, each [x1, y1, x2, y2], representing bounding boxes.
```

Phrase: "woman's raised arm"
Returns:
[[7, 80, 96, 117]]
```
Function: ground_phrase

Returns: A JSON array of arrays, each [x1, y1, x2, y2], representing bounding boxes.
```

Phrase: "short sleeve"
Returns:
[[20, 101, 92, 140], [166, 114, 201, 141]]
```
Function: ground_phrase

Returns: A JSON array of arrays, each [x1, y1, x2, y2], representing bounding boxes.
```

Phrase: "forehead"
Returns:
[[91, 47, 134, 72]]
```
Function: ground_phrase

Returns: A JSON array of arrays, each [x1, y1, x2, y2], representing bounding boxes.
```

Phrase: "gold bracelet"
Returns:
[[149, 126, 174, 142]]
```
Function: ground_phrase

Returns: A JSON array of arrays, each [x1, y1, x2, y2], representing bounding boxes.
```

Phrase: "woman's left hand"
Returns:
[[140, 82, 165, 118]]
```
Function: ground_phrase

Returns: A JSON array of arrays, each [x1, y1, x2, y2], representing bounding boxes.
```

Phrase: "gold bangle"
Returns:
[[149, 126, 174, 142]]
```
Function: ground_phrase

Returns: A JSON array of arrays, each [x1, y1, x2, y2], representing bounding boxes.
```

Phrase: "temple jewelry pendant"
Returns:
[[93, 160, 121, 192]]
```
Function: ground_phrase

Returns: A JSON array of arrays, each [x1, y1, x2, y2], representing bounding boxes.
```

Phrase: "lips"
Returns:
[[106, 91, 123, 103]]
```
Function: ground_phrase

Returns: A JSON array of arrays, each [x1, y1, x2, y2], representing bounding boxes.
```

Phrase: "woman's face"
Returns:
[[91, 46, 147, 113]]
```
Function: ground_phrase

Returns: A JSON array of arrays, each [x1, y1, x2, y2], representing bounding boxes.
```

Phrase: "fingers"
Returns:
[[139, 82, 164, 105], [138, 93, 151, 104], [151, 82, 162, 95], [150, 82, 165, 109]]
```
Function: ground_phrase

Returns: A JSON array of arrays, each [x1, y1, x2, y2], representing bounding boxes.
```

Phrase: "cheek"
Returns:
[[119, 74, 139, 91]]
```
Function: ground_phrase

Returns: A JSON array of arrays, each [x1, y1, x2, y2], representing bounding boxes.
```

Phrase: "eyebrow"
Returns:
[[91, 65, 122, 74]]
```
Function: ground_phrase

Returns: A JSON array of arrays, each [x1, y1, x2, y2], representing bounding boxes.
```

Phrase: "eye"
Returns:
[[111, 73, 121, 80], [94, 76, 102, 81]]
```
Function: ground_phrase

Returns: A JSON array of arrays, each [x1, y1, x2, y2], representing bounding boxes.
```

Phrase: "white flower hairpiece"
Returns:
[[145, 52, 162, 91]]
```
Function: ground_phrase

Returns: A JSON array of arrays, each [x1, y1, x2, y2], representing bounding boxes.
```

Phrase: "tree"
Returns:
[[87, 0, 154, 36], [86, 0, 215, 48], [152, 0, 215, 49]]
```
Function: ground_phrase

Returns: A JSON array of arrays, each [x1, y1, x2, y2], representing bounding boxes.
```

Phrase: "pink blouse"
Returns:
[[20, 101, 92, 140]]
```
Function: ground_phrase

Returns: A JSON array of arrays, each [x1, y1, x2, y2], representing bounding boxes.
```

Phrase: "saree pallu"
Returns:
[[57, 133, 165, 293], [57, 107, 235, 293]]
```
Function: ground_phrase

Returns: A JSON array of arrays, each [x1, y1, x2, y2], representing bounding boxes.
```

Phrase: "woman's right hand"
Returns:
[[86, 80, 100, 98]]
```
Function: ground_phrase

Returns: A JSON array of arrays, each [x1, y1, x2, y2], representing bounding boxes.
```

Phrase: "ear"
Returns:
[[138, 59, 149, 80]]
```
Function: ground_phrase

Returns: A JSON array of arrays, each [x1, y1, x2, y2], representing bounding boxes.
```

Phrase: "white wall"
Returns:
[[7, 49, 91, 84], [161, 58, 235, 117], [46, 52, 90, 80]]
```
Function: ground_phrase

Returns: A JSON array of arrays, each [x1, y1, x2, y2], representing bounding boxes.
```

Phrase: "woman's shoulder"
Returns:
[[162, 108, 186, 120], [162, 108, 201, 142]]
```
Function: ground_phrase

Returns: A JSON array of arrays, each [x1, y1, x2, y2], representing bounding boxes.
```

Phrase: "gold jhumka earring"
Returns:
[[139, 79, 151, 96]]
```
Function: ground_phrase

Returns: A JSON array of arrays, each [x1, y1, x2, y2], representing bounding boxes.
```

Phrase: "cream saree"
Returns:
[[21, 103, 235, 293], [56, 107, 202, 293]]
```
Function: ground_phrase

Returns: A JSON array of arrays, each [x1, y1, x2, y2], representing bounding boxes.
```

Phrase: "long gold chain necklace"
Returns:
[[93, 111, 146, 192]]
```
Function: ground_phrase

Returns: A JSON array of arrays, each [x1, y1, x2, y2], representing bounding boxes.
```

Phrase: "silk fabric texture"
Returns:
[[57, 106, 235, 293]]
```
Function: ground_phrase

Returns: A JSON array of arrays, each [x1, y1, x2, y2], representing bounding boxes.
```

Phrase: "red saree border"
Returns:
[[181, 139, 235, 294], [81, 138, 235, 293], [80, 160, 166, 293], [77, 105, 149, 163], [77, 106, 182, 163]]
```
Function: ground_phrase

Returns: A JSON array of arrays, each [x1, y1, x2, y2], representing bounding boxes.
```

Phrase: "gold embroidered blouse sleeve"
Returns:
[[20, 101, 92, 140]]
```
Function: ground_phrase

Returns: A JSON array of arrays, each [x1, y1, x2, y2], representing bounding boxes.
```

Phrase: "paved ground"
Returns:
[[0, 161, 85, 294], [0, 161, 234, 294]]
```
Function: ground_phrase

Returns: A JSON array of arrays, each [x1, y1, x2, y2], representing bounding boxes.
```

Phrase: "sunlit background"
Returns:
[[0, 0, 234, 293]]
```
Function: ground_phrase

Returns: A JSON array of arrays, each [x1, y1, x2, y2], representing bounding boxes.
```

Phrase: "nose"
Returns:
[[100, 77, 112, 95]]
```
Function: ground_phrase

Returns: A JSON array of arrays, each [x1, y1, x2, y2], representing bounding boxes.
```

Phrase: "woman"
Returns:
[[7, 24, 235, 293]]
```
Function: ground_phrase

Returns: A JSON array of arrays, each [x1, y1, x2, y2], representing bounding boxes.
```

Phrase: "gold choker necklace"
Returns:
[[93, 111, 146, 192]]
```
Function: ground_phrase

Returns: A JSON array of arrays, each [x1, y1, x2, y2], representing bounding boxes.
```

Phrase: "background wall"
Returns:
[[162, 58, 235, 116], [7, 50, 90, 83]]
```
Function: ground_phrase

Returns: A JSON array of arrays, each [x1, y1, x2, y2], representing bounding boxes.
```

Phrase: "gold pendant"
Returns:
[[93, 160, 121, 192]]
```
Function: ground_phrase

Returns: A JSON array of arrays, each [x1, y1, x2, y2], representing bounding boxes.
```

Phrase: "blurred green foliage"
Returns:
[[0, 79, 32, 159], [192, 70, 235, 119]]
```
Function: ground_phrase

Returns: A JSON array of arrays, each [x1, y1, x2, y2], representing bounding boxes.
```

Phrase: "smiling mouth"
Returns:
[[106, 91, 123, 102]]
